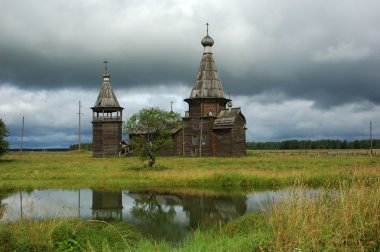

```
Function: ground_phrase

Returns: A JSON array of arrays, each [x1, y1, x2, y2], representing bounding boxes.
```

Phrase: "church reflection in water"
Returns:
[[181, 194, 247, 228], [91, 190, 247, 224], [1, 189, 260, 243], [91, 191, 123, 221], [90, 189, 247, 242]]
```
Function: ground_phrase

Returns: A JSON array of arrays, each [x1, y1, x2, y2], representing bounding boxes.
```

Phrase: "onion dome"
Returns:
[[227, 100, 233, 108], [201, 35, 214, 47]]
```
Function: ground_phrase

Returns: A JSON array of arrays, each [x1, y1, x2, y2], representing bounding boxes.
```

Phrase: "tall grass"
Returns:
[[135, 178, 380, 251], [0, 219, 138, 251], [267, 178, 380, 251]]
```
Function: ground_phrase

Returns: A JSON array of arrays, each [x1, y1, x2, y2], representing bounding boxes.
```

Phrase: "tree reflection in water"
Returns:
[[129, 192, 189, 244], [0, 189, 249, 245]]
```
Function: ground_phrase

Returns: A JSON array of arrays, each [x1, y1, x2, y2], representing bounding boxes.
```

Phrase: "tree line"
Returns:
[[71, 139, 379, 152], [246, 139, 380, 150], [69, 143, 93, 151]]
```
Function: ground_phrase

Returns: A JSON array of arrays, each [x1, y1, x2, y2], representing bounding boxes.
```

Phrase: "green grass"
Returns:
[[1, 151, 379, 251], [0, 219, 138, 251], [135, 178, 380, 251], [1, 150, 379, 190], [0, 179, 370, 252], [3, 179, 377, 251]]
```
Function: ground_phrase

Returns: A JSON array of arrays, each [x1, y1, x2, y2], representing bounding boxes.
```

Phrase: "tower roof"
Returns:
[[189, 26, 226, 99], [93, 70, 122, 109]]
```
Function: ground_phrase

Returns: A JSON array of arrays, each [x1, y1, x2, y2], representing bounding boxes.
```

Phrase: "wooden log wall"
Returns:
[[92, 121, 122, 157]]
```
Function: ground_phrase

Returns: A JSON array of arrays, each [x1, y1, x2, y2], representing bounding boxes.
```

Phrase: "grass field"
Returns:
[[0, 150, 379, 190], [1, 151, 379, 251], [1, 179, 379, 251]]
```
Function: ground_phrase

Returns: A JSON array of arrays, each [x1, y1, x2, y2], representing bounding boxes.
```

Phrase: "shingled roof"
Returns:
[[93, 72, 121, 108], [214, 108, 242, 129], [189, 33, 225, 99]]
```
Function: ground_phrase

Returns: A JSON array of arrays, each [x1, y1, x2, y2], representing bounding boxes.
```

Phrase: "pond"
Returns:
[[0, 188, 316, 244]]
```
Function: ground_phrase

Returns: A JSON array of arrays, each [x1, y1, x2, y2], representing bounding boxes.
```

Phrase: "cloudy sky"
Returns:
[[1, 0, 380, 148]]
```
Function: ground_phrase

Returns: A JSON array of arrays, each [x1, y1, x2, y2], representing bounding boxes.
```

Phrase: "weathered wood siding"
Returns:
[[92, 121, 122, 157], [214, 129, 232, 156], [232, 115, 246, 156]]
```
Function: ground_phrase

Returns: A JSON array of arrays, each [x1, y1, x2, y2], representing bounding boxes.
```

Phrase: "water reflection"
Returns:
[[0, 188, 286, 242], [92, 191, 123, 220], [182, 194, 247, 228], [128, 192, 188, 242]]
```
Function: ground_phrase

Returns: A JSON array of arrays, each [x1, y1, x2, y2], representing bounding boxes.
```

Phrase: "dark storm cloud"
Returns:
[[1, 0, 380, 107], [220, 57, 380, 108], [0, 46, 197, 90]]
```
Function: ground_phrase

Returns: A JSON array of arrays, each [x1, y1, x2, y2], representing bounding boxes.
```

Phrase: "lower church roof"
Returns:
[[214, 108, 242, 129]]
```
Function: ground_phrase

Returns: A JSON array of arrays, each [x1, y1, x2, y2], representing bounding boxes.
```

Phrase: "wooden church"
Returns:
[[91, 63, 123, 157], [92, 28, 246, 157], [168, 27, 247, 157]]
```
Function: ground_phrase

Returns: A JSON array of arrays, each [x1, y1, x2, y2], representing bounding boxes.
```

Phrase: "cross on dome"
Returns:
[[103, 60, 109, 72], [201, 23, 214, 48]]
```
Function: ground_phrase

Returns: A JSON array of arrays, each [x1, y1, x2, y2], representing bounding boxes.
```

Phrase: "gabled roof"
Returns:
[[93, 72, 121, 108], [214, 108, 243, 129]]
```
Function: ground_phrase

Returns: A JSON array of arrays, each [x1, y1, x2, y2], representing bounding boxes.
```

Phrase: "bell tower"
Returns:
[[91, 61, 123, 157]]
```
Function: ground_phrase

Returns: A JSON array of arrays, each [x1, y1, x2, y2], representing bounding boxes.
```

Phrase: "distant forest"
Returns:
[[69, 143, 93, 151], [246, 139, 380, 150], [71, 140, 379, 151]]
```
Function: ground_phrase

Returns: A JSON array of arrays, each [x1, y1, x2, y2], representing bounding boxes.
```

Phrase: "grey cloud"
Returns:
[[3, 86, 380, 148], [2, 0, 380, 147], [1, 0, 380, 109]]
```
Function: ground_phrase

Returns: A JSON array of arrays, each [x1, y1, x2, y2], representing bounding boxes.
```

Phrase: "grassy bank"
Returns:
[[1, 179, 379, 251], [137, 178, 380, 251], [1, 151, 379, 190]]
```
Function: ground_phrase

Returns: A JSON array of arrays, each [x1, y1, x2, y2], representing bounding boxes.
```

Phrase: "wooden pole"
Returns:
[[182, 121, 185, 156], [78, 100, 81, 150], [199, 119, 202, 157], [370, 121, 373, 156], [78, 189, 81, 218], [20, 117, 24, 160], [19, 192, 23, 221]]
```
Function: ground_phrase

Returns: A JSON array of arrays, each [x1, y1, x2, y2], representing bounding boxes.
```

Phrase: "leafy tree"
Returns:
[[125, 107, 181, 168], [0, 118, 9, 157]]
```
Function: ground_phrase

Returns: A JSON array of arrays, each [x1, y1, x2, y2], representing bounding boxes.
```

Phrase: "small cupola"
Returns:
[[91, 61, 123, 121], [201, 23, 214, 54]]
